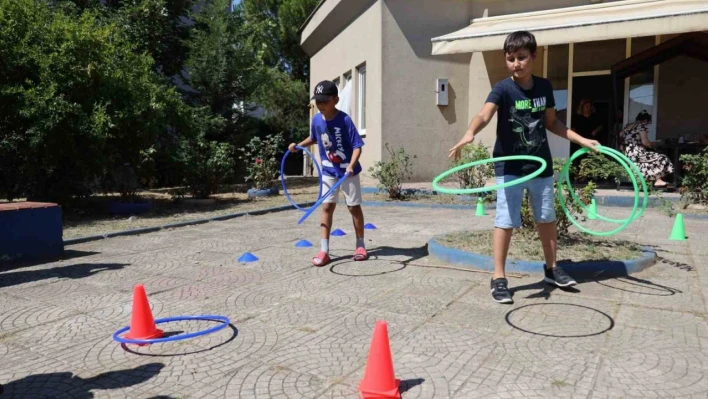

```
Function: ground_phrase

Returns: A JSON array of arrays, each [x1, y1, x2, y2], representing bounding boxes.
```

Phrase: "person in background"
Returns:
[[619, 111, 674, 188], [572, 98, 605, 145]]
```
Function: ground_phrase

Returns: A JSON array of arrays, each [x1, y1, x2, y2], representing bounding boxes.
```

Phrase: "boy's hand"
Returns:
[[288, 143, 298, 152], [579, 138, 600, 152], [345, 165, 354, 175], [448, 147, 462, 160]]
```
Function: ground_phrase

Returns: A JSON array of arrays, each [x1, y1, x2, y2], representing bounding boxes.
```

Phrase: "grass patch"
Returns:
[[439, 230, 642, 263], [59, 181, 473, 239]]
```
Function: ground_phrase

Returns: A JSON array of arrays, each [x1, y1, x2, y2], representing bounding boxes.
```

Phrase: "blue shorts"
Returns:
[[495, 175, 556, 229]]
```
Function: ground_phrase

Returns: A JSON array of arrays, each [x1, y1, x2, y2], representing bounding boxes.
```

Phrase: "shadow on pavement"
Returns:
[[0, 363, 164, 398]]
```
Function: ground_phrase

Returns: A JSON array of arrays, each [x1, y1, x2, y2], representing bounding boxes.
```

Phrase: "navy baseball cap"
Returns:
[[312, 80, 338, 102]]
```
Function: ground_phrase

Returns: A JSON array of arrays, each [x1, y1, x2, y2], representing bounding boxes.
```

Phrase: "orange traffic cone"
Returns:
[[359, 321, 400, 399], [124, 284, 163, 343]]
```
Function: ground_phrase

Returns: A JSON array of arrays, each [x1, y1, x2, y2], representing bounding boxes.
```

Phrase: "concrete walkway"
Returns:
[[1, 204, 706, 398]]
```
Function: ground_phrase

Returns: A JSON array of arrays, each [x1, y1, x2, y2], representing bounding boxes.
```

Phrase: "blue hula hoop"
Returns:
[[298, 172, 351, 225], [112, 315, 230, 345], [281, 146, 323, 212]]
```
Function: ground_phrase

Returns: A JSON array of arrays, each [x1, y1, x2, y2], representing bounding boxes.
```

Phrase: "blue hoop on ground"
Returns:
[[281, 146, 323, 212], [432, 155, 548, 195], [298, 172, 351, 225], [112, 315, 230, 345]]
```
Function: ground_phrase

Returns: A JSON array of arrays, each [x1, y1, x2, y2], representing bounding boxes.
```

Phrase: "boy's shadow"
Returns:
[[510, 280, 579, 300], [0, 363, 164, 398], [328, 245, 428, 277], [510, 263, 680, 300]]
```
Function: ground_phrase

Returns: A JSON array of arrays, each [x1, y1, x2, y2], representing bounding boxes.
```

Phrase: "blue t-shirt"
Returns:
[[486, 75, 555, 178], [310, 111, 365, 178]]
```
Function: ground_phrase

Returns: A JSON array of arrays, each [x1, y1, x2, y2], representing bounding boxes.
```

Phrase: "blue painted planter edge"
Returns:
[[362, 187, 681, 209], [427, 235, 656, 277], [64, 201, 316, 246]]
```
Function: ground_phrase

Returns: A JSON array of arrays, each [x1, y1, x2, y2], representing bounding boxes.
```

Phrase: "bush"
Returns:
[[240, 135, 284, 190], [679, 148, 708, 205], [520, 158, 597, 236], [179, 107, 236, 199], [368, 144, 415, 200], [452, 142, 495, 189], [575, 152, 628, 188]]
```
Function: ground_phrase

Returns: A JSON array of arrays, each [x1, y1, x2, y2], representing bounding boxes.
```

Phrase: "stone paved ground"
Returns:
[[1, 205, 707, 398]]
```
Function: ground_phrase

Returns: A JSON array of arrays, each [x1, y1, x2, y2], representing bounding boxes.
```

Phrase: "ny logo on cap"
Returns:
[[316, 85, 323, 94]]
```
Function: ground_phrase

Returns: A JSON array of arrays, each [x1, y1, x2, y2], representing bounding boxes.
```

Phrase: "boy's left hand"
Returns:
[[579, 138, 601, 152], [345, 165, 354, 175]]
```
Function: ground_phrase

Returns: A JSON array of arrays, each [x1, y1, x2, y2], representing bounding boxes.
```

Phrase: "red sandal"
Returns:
[[353, 247, 369, 261], [312, 251, 331, 267]]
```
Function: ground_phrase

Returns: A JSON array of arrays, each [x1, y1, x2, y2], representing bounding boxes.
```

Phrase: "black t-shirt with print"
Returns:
[[486, 75, 555, 178]]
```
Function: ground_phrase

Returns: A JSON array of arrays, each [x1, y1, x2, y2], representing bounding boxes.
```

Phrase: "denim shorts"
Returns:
[[495, 175, 556, 229]]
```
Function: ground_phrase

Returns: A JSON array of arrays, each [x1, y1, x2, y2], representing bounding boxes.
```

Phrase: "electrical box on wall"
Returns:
[[436, 78, 448, 106]]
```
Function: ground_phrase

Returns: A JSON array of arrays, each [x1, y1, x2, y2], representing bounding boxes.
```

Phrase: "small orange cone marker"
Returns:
[[359, 321, 400, 399], [124, 284, 164, 342]]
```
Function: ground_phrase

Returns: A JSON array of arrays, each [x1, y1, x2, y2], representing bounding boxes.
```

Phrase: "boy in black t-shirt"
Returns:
[[449, 31, 599, 304]]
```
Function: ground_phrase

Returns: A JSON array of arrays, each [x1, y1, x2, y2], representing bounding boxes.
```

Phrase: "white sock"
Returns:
[[321, 239, 329, 253]]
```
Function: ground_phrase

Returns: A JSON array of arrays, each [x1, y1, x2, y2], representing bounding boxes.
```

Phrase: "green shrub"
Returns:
[[452, 142, 495, 189], [368, 144, 415, 200], [179, 107, 236, 199], [520, 158, 597, 236], [679, 148, 708, 205], [575, 152, 628, 188], [240, 134, 284, 191]]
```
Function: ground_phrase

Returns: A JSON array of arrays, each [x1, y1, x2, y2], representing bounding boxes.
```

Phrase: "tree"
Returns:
[[239, 0, 318, 82], [185, 0, 262, 136], [0, 0, 181, 201], [105, 0, 195, 78], [239, 0, 318, 145]]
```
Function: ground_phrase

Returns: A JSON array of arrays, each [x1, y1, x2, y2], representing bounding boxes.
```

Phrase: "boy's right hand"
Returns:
[[288, 143, 299, 152]]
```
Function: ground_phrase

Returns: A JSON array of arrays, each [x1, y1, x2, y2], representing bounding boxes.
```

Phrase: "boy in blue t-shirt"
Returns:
[[289, 80, 368, 267], [449, 31, 599, 304]]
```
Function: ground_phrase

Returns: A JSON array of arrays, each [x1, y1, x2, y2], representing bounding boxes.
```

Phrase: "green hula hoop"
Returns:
[[565, 146, 648, 224], [559, 145, 646, 236], [432, 155, 547, 195]]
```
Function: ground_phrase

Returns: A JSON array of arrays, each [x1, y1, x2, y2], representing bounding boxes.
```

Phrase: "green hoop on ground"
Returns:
[[565, 146, 648, 224], [558, 145, 646, 236], [432, 155, 548, 195]]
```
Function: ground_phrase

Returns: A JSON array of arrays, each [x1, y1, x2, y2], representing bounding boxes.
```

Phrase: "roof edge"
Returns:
[[298, 0, 327, 35]]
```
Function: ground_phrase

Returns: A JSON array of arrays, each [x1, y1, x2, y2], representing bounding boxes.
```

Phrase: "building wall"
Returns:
[[308, 1, 383, 174], [381, 0, 472, 181], [657, 55, 708, 140]]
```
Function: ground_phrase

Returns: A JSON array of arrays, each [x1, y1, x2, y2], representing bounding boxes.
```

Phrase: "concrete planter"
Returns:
[[247, 187, 279, 198], [427, 234, 656, 278]]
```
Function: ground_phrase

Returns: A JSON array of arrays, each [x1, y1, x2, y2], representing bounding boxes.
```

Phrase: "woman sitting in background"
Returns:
[[619, 111, 674, 188]]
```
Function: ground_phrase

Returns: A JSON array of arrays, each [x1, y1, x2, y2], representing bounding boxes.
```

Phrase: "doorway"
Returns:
[[569, 75, 620, 155]]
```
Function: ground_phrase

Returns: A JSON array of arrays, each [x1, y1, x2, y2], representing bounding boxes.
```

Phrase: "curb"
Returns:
[[360, 201, 493, 211], [427, 235, 657, 278], [64, 201, 315, 246], [362, 187, 681, 209]]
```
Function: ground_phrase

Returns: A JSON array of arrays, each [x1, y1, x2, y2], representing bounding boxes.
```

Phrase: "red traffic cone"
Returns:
[[124, 284, 163, 343], [359, 321, 400, 399]]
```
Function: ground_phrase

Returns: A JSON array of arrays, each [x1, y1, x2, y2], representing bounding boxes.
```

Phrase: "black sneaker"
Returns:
[[544, 266, 577, 287], [490, 278, 513, 304]]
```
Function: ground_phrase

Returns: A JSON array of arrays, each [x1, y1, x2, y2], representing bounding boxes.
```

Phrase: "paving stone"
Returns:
[[2, 206, 708, 398]]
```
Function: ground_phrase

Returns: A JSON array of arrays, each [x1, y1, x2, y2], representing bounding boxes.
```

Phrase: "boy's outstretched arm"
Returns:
[[545, 108, 600, 151], [449, 103, 498, 158]]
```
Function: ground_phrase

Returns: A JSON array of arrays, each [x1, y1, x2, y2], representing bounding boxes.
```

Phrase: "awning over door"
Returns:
[[431, 0, 708, 55]]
